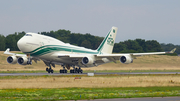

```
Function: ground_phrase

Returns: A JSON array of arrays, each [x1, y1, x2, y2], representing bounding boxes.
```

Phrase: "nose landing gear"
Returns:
[[27, 54, 32, 65]]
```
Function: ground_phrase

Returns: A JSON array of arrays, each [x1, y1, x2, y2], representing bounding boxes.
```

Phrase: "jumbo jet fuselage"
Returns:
[[17, 33, 108, 67]]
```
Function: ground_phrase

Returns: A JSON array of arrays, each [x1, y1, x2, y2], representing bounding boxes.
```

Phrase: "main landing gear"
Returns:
[[46, 64, 54, 73], [59, 65, 83, 74], [45, 64, 83, 74], [69, 67, 83, 73], [59, 66, 67, 73]]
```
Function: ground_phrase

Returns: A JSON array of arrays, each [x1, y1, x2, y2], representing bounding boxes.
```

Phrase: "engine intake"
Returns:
[[120, 55, 133, 64], [7, 56, 17, 64], [82, 57, 94, 65], [18, 57, 28, 65]]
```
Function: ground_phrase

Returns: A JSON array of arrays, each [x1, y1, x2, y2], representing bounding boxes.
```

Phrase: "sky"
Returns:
[[0, 0, 180, 45]]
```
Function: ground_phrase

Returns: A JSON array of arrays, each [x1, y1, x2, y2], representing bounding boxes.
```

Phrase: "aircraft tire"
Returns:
[[70, 70, 74, 73], [60, 70, 67, 73], [51, 69, 53, 73], [48, 69, 51, 73], [46, 68, 48, 72]]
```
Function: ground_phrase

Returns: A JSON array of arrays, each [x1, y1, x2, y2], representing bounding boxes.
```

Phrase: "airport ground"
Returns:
[[0, 51, 180, 100], [1, 51, 180, 72]]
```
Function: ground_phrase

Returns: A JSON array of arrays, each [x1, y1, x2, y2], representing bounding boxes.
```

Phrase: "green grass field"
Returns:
[[1, 87, 180, 100], [1, 51, 180, 100]]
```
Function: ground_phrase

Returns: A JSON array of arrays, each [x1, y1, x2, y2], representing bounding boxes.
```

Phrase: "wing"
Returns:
[[96, 48, 176, 62], [53, 48, 176, 66], [4, 48, 40, 63], [4, 48, 26, 57]]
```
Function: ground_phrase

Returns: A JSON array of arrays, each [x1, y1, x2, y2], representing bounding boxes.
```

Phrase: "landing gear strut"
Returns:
[[46, 64, 53, 73], [26, 54, 32, 65]]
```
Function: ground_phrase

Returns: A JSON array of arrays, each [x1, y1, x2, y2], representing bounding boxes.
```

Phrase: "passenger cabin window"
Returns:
[[25, 34, 32, 36]]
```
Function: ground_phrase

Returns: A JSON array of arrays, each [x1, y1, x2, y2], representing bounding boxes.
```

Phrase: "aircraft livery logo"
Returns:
[[113, 29, 115, 33], [107, 34, 114, 46]]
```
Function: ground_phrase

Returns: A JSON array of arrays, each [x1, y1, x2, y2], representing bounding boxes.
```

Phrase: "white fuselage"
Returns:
[[17, 33, 104, 67]]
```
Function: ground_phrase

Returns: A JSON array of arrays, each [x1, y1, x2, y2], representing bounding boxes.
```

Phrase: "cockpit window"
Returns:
[[25, 34, 32, 36]]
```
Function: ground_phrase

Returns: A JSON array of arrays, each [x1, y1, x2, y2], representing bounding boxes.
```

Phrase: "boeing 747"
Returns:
[[4, 27, 176, 73]]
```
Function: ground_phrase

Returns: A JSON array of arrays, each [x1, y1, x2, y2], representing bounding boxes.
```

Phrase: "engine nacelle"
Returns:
[[120, 55, 133, 64], [18, 57, 28, 65], [82, 57, 94, 65], [7, 56, 18, 64]]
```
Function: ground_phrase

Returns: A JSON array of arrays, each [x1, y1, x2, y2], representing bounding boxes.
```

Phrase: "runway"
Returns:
[[0, 72, 180, 76]]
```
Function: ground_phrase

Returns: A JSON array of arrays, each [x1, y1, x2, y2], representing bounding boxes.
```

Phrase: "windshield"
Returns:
[[25, 34, 32, 36]]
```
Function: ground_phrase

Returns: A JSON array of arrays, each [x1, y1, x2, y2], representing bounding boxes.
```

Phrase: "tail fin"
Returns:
[[96, 26, 118, 54]]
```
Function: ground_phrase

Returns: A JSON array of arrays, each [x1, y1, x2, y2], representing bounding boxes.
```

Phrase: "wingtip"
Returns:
[[4, 48, 10, 53], [166, 48, 176, 54]]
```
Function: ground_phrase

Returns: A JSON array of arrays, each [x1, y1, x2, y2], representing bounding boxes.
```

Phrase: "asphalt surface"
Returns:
[[0, 72, 180, 76]]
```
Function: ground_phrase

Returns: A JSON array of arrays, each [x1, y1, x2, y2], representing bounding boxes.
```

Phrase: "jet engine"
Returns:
[[82, 57, 94, 65], [120, 55, 133, 64], [18, 57, 28, 65], [7, 56, 18, 64]]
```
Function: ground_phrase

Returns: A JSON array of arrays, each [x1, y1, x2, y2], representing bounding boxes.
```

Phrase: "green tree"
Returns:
[[146, 40, 163, 52], [113, 42, 127, 53], [0, 35, 5, 51], [135, 39, 147, 52], [81, 40, 92, 49], [124, 39, 143, 53], [5, 34, 16, 51]]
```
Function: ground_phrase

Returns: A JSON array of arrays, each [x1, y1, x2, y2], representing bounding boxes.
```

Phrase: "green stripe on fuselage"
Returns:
[[24, 45, 98, 56]]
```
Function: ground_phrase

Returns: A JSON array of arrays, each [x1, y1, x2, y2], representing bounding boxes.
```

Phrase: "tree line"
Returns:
[[0, 29, 179, 55]]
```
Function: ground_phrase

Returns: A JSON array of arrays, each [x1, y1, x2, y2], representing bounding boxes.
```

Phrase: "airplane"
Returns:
[[4, 27, 176, 73]]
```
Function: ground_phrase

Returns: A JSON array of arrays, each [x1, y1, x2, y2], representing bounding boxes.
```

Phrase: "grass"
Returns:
[[1, 51, 180, 100], [0, 87, 180, 100], [1, 74, 180, 89]]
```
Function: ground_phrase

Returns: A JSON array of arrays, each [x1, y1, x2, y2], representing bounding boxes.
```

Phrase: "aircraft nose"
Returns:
[[17, 38, 26, 51]]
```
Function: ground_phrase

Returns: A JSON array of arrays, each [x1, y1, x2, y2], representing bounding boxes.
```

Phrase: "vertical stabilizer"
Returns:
[[96, 26, 118, 54]]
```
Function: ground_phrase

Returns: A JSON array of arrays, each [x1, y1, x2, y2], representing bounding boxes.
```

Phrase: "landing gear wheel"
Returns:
[[75, 68, 78, 73], [60, 69, 67, 73], [80, 69, 83, 73], [46, 68, 53, 73], [78, 67, 83, 74], [46, 63, 55, 73], [70, 67, 83, 74], [46, 68, 48, 72], [70, 69, 75, 73], [51, 69, 54, 73], [48, 69, 51, 73]]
